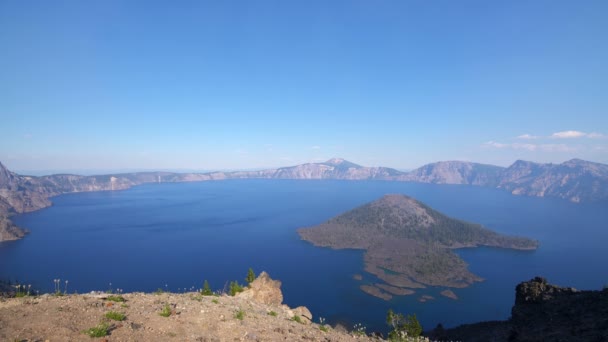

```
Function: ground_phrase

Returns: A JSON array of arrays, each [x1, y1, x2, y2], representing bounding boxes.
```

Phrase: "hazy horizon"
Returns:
[[2, 1, 607, 171]]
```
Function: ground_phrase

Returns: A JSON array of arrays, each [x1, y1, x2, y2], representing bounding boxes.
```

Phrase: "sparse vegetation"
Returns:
[[352, 323, 367, 336], [53, 279, 67, 296], [104, 311, 126, 321], [159, 304, 172, 317], [268, 310, 277, 317], [246, 268, 256, 285], [229, 281, 244, 296], [235, 309, 245, 320], [292, 315, 303, 324], [154, 288, 165, 295], [106, 295, 125, 302], [319, 317, 329, 332], [83, 322, 109, 338], [14, 284, 32, 298], [387, 309, 423, 341], [201, 280, 213, 296], [212, 298, 219, 304]]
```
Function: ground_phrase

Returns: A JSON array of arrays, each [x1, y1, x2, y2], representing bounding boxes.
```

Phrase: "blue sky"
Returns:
[[1, 1, 607, 172]]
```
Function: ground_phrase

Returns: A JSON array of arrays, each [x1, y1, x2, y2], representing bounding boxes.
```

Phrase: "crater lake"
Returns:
[[1, 180, 607, 332]]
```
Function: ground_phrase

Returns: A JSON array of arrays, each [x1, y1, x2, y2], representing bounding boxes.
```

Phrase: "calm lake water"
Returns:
[[1, 180, 607, 332]]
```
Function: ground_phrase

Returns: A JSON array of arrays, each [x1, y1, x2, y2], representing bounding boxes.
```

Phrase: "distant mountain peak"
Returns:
[[325, 157, 347, 165], [323, 158, 361, 169]]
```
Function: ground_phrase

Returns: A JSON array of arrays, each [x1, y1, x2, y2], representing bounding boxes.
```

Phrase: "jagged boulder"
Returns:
[[514, 276, 577, 304], [284, 306, 313, 325], [236, 271, 283, 305], [430, 277, 608, 341]]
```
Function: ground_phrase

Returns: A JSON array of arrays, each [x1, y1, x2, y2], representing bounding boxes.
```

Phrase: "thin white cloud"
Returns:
[[516, 134, 539, 140], [551, 130, 587, 139], [311, 145, 321, 150], [550, 130, 605, 139], [483, 141, 575, 152]]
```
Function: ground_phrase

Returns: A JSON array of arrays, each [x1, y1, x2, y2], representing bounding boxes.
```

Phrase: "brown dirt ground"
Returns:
[[0, 292, 379, 342]]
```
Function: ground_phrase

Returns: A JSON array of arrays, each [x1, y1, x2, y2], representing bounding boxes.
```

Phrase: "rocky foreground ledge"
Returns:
[[0, 272, 399, 342]]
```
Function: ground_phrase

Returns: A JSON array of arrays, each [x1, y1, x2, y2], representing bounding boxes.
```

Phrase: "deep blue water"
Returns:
[[1, 180, 607, 332]]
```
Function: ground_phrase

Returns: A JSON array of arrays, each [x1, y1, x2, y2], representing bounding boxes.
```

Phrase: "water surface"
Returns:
[[1, 180, 606, 332]]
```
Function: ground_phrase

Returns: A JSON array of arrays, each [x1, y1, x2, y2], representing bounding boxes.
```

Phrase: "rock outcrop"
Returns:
[[236, 271, 284, 306], [430, 277, 608, 341], [0, 216, 28, 242]]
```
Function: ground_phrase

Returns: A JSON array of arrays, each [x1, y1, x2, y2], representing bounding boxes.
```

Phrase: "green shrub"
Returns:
[[386, 309, 423, 340], [106, 295, 125, 302], [268, 311, 277, 317], [83, 322, 109, 338], [292, 315, 303, 324], [245, 268, 256, 284], [201, 280, 213, 296], [105, 311, 126, 321], [229, 281, 244, 296], [159, 304, 172, 317], [235, 309, 245, 320]]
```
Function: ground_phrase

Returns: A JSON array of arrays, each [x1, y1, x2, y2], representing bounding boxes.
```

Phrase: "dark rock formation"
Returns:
[[429, 277, 608, 341]]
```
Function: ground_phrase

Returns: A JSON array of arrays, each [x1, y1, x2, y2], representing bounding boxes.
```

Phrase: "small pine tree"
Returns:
[[201, 280, 213, 296], [405, 314, 422, 337], [386, 309, 423, 340], [229, 281, 244, 296], [245, 268, 256, 285]]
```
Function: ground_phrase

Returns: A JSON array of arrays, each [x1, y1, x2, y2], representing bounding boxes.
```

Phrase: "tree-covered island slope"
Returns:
[[298, 194, 538, 299]]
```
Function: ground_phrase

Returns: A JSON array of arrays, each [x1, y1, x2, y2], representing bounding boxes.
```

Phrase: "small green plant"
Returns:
[[201, 280, 213, 296], [386, 309, 423, 340], [268, 311, 277, 317], [52, 279, 69, 296], [14, 284, 32, 298], [235, 309, 245, 320], [352, 323, 367, 336], [229, 281, 244, 296], [120, 303, 128, 308], [105, 311, 126, 321], [106, 295, 125, 302], [83, 322, 109, 338], [154, 288, 165, 295], [212, 298, 219, 304], [319, 317, 329, 332], [159, 304, 172, 317], [292, 315, 303, 324], [245, 268, 256, 285]]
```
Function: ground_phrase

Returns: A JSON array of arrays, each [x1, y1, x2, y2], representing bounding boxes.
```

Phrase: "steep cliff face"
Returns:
[[0, 162, 18, 190], [0, 216, 28, 242], [430, 277, 608, 341], [499, 159, 608, 203], [401, 161, 504, 186], [273, 158, 401, 180]]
